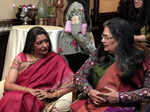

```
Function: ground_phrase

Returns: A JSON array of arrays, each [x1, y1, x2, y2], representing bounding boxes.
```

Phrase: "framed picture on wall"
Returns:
[[99, 0, 120, 13]]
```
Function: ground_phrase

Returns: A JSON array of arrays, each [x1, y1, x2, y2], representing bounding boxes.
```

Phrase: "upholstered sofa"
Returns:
[[0, 80, 5, 99]]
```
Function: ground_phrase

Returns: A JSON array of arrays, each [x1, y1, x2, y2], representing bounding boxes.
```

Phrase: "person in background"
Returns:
[[118, 0, 150, 49], [57, 0, 96, 73], [71, 17, 150, 112], [0, 26, 73, 112]]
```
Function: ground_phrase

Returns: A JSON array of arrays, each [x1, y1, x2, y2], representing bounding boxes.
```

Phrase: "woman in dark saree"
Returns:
[[71, 18, 150, 112]]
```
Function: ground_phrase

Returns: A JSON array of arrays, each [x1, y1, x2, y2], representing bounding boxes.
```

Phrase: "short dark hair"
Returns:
[[23, 26, 52, 54]]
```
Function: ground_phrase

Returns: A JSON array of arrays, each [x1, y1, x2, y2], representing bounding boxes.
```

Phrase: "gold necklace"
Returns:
[[29, 54, 40, 62]]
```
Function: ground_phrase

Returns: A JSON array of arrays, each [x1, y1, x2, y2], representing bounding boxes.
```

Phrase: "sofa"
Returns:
[[0, 80, 5, 99]]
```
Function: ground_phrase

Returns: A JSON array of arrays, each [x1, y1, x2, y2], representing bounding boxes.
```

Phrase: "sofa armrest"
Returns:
[[0, 80, 5, 99]]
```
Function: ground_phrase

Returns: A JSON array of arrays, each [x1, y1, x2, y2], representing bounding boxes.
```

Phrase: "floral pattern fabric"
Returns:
[[74, 50, 99, 95], [57, 2, 96, 55], [119, 61, 150, 103], [74, 49, 150, 104], [65, 2, 85, 24]]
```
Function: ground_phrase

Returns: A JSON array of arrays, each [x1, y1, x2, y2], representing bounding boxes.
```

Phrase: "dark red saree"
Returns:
[[71, 60, 147, 112]]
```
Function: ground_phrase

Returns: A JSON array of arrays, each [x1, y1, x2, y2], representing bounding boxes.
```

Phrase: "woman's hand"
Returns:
[[30, 89, 51, 100], [88, 89, 107, 106], [134, 35, 146, 42], [28, 88, 41, 97], [30, 89, 57, 101], [98, 87, 119, 104]]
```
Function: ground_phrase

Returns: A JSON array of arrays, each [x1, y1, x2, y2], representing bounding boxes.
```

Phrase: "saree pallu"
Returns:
[[0, 52, 73, 112], [71, 61, 145, 112]]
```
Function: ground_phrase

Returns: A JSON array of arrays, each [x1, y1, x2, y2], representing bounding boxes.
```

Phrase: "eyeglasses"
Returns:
[[101, 34, 113, 40]]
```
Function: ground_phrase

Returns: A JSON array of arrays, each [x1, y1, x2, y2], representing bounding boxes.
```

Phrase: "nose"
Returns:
[[101, 38, 106, 43], [42, 41, 48, 47]]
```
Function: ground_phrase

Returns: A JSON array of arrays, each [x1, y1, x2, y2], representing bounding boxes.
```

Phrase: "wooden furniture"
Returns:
[[0, 19, 24, 80], [35, 17, 56, 26], [0, 31, 9, 80], [92, 0, 119, 47]]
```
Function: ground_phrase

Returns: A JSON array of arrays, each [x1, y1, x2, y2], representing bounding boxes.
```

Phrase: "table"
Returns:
[[2, 25, 63, 80]]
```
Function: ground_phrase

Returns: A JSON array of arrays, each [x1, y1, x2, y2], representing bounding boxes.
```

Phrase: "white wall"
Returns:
[[0, 0, 38, 19]]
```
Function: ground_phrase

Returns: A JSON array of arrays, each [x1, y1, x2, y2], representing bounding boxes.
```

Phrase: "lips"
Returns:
[[103, 44, 108, 47], [41, 48, 48, 52]]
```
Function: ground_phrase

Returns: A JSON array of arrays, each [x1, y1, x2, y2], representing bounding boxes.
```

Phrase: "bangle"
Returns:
[[56, 91, 61, 98], [24, 87, 29, 93], [87, 91, 90, 96], [87, 88, 92, 97], [118, 92, 121, 103]]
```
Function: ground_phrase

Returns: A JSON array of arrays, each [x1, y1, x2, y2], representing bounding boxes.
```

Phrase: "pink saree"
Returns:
[[0, 52, 73, 112]]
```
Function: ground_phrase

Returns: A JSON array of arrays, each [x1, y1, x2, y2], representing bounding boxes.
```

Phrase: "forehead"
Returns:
[[35, 34, 47, 41], [103, 27, 112, 35]]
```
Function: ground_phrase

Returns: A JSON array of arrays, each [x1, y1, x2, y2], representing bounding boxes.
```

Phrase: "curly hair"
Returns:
[[103, 17, 145, 82]]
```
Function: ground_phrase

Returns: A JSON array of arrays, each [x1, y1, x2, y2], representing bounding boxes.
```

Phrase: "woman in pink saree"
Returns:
[[0, 26, 73, 112]]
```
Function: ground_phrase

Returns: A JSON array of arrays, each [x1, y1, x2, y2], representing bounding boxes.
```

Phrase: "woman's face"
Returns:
[[33, 34, 50, 57], [101, 27, 118, 54], [134, 0, 143, 9]]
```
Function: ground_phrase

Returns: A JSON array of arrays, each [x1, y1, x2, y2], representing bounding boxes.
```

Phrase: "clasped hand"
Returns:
[[29, 89, 56, 101], [88, 87, 119, 106]]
